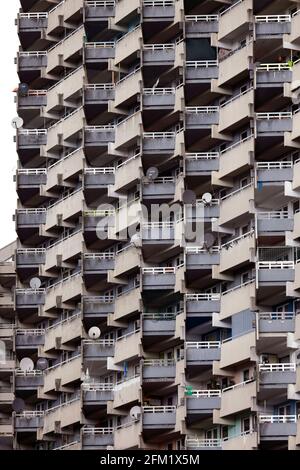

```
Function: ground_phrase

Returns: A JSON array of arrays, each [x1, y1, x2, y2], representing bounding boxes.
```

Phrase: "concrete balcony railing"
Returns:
[[16, 208, 46, 230], [85, 124, 115, 147], [17, 12, 48, 32], [219, 183, 254, 226], [114, 68, 142, 108], [142, 313, 176, 337], [84, 83, 115, 105], [46, 25, 84, 75], [220, 331, 256, 369], [42, 230, 82, 273], [43, 397, 81, 435], [15, 328, 45, 348], [142, 406, 176, 430], [255, 15, 291, 37], [143, 0, 175, 21], [143, 87, 176, 110], [219, 231, 255, 273], [16, 169, 47, 189], [15, 369, 44, 390], [114, 330, 141, 364], [47, 0, 84, 34], [85, 1, 116, 20], [222, 431, 258, 450], [220, 280, 256, 320], [113, 245, 141, 277], [46, 107, 85, 153], [82, 382, 114, 406], [259, 415, 297, 439], [83, 209, 115, 234], [85, 41, 115, 63], [82, 427, 114, 450], [115, 0, 140, 24], [113, 375, 141, 408], [142, 267, 176, 290], [84, 167, 115, 191], [46, 66, 85, 114], [44, 312, 82, 352], [185, 60, 218, 82], [185, 199, 219, 222], [16, 248, 46, 267], [142, 177, 176, 200], [14, 411, 44, 431], [113, 286, 141, 321], [44, 272, 82, 312], [185, 15, 218, 36], [218, 88, 254, 133], [43, 356, 82, 394], [185, 437, 221, 450], [83, 252, 115, 275], [218, 135, 254, 180], [15, 288, 46, 308], [289, 9, 300, 44], [142, 359, 176, 383], [17, 90, 47, 109], [17, 51, 47, 71], [115, 25, 142, 65], [257, 261, 295, 285], [185, 247, 220, 270], [83, 339, 115, 362], [218, 42, 253, 87], [113, 153, 142, 193], [185, 106, 219, 129], [17, 129, 47, 149], [256, 211, 294, 234], [220, 379, 256, 417], [256, 112, 293, 135], [143, 43, 175, 66], [185, 293, 220, 317], [114, 420, 141, 450], [258, 312, 295, 334], [185, 153, 219, 175], [186, 341, 221, 365], [46, 147, 85, 192], [186, 390, 221, 414], [115, 112, 143, 149], [259, 363, 296, 386], [82, 295, 115, 319], [256, 63, 292, 86], [218, 0, 253, 42], [256, 161, 293, 185], [143, 131, 176, 154]]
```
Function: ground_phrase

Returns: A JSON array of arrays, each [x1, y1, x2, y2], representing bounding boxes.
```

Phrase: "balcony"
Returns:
[[143, 132, 176, 155], [84, 168, 115, 191], [84, 84, 115, 105], [17, 51, 47, 72], [113, 375, 141, 408], [44, 313, 82, 352], [185, 247, 220, 270], [143, 88, 175, 110], [142, 177, 176, 200], [185, 153, 219, 175], [15, 370, 43, 390], [220, 280, 255, 320], [257, 261, 295, 285], [114, 330, 141, 364], [143, 406, 176, 430], [219, 231, 255, 273], [185, 293, 220, 317], [258, 312, 295, 334], [17, 12, 48, 32], [43, 356, 81, 394], [186, 390, 221, 417], [218, 42, 253, 87], [115, 112, 142, 149], [85, 42, 115, 63], [218, 0, 252, 42], [185, 199, 219, 222], [259, 363, 296, 387], [15, 328, 45, 349], [143, 44, 175, 66], [256, 211, 293, 235], [82, 382, 114, 407], [16, 248, 46, 268], [185, 60, 218, 82], [256, 112, 292, 136], [186, 341, 221, 365], [219, 88, 254, 134], [255, 15, 291, 37], [114, 421, 141, 450], [83, 253, 115, 275], [142, 267, 176, 290], [43, 398, 81, 435], [83, 339, 115, 361], [222, 431, 258, 450], [220, 331, 256, 369], [115, 26, 142, 66], [82, 427, 114, 450], [15, 288, 45, 309], [185, 15, 218, 36], [46, 26, 84, 75], [143, 0, 175, 21], [219, 184, 254, 226], [85, 1, 115, 20], [185, 107, 219, 129], [142, 359, 176, 383], [113, 287, 141, 321], [46, 67, 85, 114], [259, 415, 297, 439], [14, 411, 44, 431], [290, 9, 300, 44], [185, 437, 221, 450], [17, 90, 47, 109], [142, 313, 176, 338], [17, 129, 47, 149], [256, 63, 292, 87], [256, 161, 293, 185], [220, 380, 256, 417]]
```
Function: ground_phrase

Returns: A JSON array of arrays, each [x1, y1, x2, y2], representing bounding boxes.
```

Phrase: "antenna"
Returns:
[[130, 406, 142, 421], [11, 116, 24, 129], [146, 167, 159, 181], [88, 327, 101, 340], [20, 357, 34, 372], [202, 192, 213, 205], [30, 277, 42, 289]]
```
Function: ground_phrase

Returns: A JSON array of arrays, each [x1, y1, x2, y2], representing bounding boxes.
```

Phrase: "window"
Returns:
[[206, 428, 218, 440], [240, 84, 248, 94], [240, 177, 249, 188], [240, 130, 248, 141], [241, 271, 250, 284], [221, 426, 228, 440], [278, 405, 291, 416], [243, 369, 250, 382], [242, 417, 251, 434], [219, 143, 227, 152]]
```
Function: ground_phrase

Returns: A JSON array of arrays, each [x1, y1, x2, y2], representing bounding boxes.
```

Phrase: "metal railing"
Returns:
[[186, 152, 219, 160], [85, 41, 115, 48], [257, 261, 294, 270], [222, 378, 255, 393], [143, 87, 175, 95], [19, 13, 48, 19], [143, 359, 175, 367], [142, 267, 176, 274], [83, 294, 114, 303], [143, 43, 175, 51], [256, 112, 292, 119], [259, 312, 294, 320], [256, 63, 291, 72], [185, 293, 220, 301], [185, 106, 219, 113], [86, 1, 115, 6], [259, 415, 296, 423], [185, 246, 219, 254], [18, 51, 47, 57], [256, 161, 292, 169], [17, 169, 47, 175], [83, 339, 115, 346], [186, 60, 218, 68], [188, 390, 221, 398], [82, 427, 113, 435], [257, 211, 289, 220], [83, 252, 114, 260], [259, 363, 296, 372], [18, 129, 47, 135], [82, 382, 114, 391], [186, 341, 221, 349], [15, 411, 44, 418], [143, 406, 176, 413], [142, 312, 176, 320], [186, 438, 221, 448], [185, 15, 218, 22], [255, 15, 291, 23], [143, 0, 174, 6], [84, 167, 115, 174], [143, 131, 175, 138], [16, 329, 45, 336]]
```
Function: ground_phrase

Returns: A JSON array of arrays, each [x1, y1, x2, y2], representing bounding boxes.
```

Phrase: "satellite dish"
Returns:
[[88, 327, 101, 340], [11, 116, 24, 129], [203, 232, 216, 249], [202, 192, 213, 205], [12, 398, 25, 413], [20, 357, 34, 372], [36, 357, 49, 371], [182, 190, 196, 205], [146, 167, 159, 181], [131, 233, 142, 248], [18, 83, 29, 96], [30, 277, 42, 289], [130, 406, 142, 420]]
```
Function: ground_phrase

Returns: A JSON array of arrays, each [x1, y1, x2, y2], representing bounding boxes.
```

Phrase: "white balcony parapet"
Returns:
[[16, 328, 45, 335], [19, 12, 48, 18], [222, 378, 255, 393], [188, 390, 221, 398], [47, 187, 82, 209], [259, 312, 294, 320], [46, 271, 81, 290], [86, 1, 116, 6], [142, 267, 176, 274], [115, 329, 140, 342], [186, 341, 221, 349], [143, 358, 175, 366], [220, 87, 253, 108], [83, 339, 115, 346], [186, 152, 219, 160], [143, 87, 175, 95], [256, 161, 293, 169], [85, 83, 115, 90], [17, 169, 47, 175], [220, 0, 243, 16], [85, 41, 115, 48], [185, 293, 220, 301], [48, 147, 84, 170], [255, 15, 291, 23], [259, 363, 296, 372], [82, 382, 114, 391], [259, 415, 296, 423], [256, 211, 289, 220], [84, 167, 115, 174], [15, 411, 44, 418], [46, 312, 81, 331], [143, 406, 176, 413], [45, 354, 81, 373], [221, 279, 255, 296], [45, 396, 80, 414], [221, 230, 254, 249], [143, 44, 175, 51], [185, 246, 219, 254], [186, 60, 218, 67], [143, 131, 175, 138], [48, 107, 84, 130], [185, 15, 218, 22], [220, 134, 253, 155], [48, 25, 85, 53], [185, 106, 219, 113], [256, 63, 291, 72], [220, 182, 252, 201], [18, 51, 47, 57], [186, 437, 221, 449], [18, 129, 47, 135], [257, 261, 294, 270], [256, 112, 292, 119], [82, 427, 114, 435], [48, 66, 84, 92]]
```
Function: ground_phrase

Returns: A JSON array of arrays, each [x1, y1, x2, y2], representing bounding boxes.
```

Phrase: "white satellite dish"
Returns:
[[131, 233, 142, 248], [130, 406, 142, 420], [202, 192, 213, 204], [88, 326, 101, 340], [20, 357, 34, 372], [11, 116, 24, 129], [146, 167, 159, 181], [30, 277, 42, 289]]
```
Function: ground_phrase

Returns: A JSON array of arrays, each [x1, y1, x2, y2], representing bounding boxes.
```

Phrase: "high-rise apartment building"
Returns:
[[1, 0, 300, 451]]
